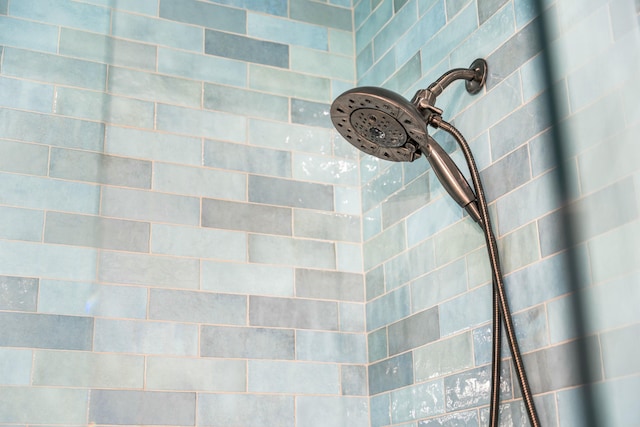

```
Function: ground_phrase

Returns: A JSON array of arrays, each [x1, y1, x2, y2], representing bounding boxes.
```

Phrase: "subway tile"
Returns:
[[2, 48, 106, 90], [38, 280, 147, 319], [53, 86, 154, 128], [295, 268, 364, 302], [0, 16, 58, 52], [384, 239, 436, 291], [50, 147, 151, 188], [291, 46, 354, 81], [154, 162, 246, 201], [444, 364, 512, 411], [0, 311, 93, 350], [249, 65, 331, 102], [198, 394, 294, 427], [362, 163, 403, 212], [105, 126, 202, 166], [201, 325, 294, 359], [588, 221, 640, 284], [415, 332, 473, 382], [249, 234, 336, 269], [250, 295, 339, 330], [249, 360, 340, 394], [156, 104, 247, 143], [202, 198, 292, 236], [204, 84, 288, 121], [366, 285, 411, 331], [94, 319, 198, 356], [158, 47, 247, 87], [149, 289, 246, 325], [439, 284, 492, 336], [466, 246, 492, 289], [292, 153, 358, 186], [33, 350, 143, 388], [391, 379, 445, 424], [369, 352, 414, 395], [291, 99, 333, 128], [600, 323, 640, 379], [296, 396, 369, 427], [214, 0, 287, 16], [382, 172, 431, 229], [0, 108, 104, 151], [108, 67, 201, 108], [433, 219, 487, 267], [479, 394, 559, 427], [59, 28, 156, 70], [294, 210, 361, 242], [0, 275, 38, 312], [512, 304, 549, 352], [418, 410, 479, 426], [111, 10, 203, 51], [203, 139, 291, 177], [340, 301, 366, 332], [370, 393, 392, 427], [384, 51, 423, 96], [481, 145, 531, 203], [374, 1, 420, 62], [100, 186, 200, 225], [368, 328, 388, 363], [10, 0, 110, 32], [249, 175, 334, 210], [202, 261, 294, 297], [0, 348, 32, 385], [411, 258, 468, 313], [290, 0, 352, 31], [388, 307, 440, 355], [151, 223, 246, 261], [356, 0, 392, 54], [98, 251, 199, 289], [205, 29, 288, 68], [160, 0, 245, 32], [336, 185, 362, 215], [248, 13, 328, 50], [0, 387, 88, 424], [363, 205, 382, 242], [89, 390, 195, 426], [81, 0, 158, 15], [0, 139, 48, 176], [407, 196, 463, 247], [0, 240, 97, 281], [248, 119, 333, 155], [146, 357, 245, 392], [0, 206, 43, 242], [363, 221, 406, 271], [497, 222, 540, 274], [341, 365, 368, 396], [522, 336, 602, 394], [296, 330, 367, 363], [0, 76, 54, 113]]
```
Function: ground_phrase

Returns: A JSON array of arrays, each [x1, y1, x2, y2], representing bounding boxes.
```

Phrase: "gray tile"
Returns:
[[522, 336, 602, 394], [202, 198, 292, 236], [291, 98, 332, 128], [0, 312, 93, 350], [198, 394, 294, 427], [414, 332, 474, 382], [33, 350, 143, 388], [98, 251, 199, 289], [205, 29, 288, 68], [295, 268, 364, 302], [0, 275, 38, 311], [342, 365, 368, 396], [149, 289, 246, 325], [250, 296, 339, 330], [249, 175, 334, 211], [480, 145, 531, 202], [369, 352, 414, 395], [388, 307, 440, 355], [444, 364, 512, 411], [294, 209, 361, 242], [89, 390, 195, 426], [159, 0, 246, 32], [203, 139, 291, 177], [44, 212, 149, 252], [49, 147, 151, 188], [201, 325, 294, 360]]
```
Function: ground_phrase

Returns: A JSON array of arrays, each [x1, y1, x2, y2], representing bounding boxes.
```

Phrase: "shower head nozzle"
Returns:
[[329, 86, 428, 162]]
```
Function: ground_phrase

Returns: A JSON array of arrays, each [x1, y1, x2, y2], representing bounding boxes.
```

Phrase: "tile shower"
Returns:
[[0, 0, 638, 426]]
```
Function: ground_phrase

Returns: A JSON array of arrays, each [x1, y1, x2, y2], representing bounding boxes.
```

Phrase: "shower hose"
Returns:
[[432, 116, 541, 427]]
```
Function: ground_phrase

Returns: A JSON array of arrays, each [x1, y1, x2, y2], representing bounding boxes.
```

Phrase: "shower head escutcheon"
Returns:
[[330, 59, 488, 224]]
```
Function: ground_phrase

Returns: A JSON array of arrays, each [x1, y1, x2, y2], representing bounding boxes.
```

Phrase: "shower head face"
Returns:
[[330, 87, 428, 162]]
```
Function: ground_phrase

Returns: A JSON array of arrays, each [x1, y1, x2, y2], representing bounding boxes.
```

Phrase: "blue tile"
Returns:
[[411, 258, 468, 313], [439, 284, 492, 336], [249, 175, 334, 211], [205, 29, 289, 68], [340, 302, 366, 332], [156, 104, 247, 143], [248, 13, 328, 50], [81, 0, 158, 15], [201, 325, 294, 360], [296, 330, 367, 363], [111, 10, 203, 51], [201, 261, 294, 297], [395, 0, 447, 65], [146, 357, 245, 392], [202, 198, 292, 236], [0, 387, 88, 424], [388, 307, 440, 355], [406, 196, 463, 246], [249, 296, 339, 331], [10, 0, 111, 33], [295, 268, 364, 302], [390, 379, 445, 423], [0, 76, 53, 113], [363, 221, 406, 271], [38, 280, 147, 319], [368, 328, 388, 363], [297, 396, 369, 427], [444, 364, 512, 411], [291, 98, 333, 128], [290, 0, 352, 31], [159, 48, 247, 87], [204, 84, 288, 121], [367, 285, 411, 331], [356, 0, 393, 54], [369, 352, 414, 395], [0, 275, 38, 311], [2, 48, 107, 90], [362, 163, 403, 212], [414, 332, 474, 382], [248, 119, 333, 155], [0, 312, 93, 350], [249, 360, 340, 394], [160, 0, 246, 32], [250, 66, 331, 102], [151, 223, 246, 261], [209, 0, 287, 16], [149, 289, 246, 326], [337, 242, 364, 273], [600, 323, 640, 379], [198, 394, 294, 427], [156, 161, 246, 200], [341, 364, 368, 396], [292, 153, 358, 185], [370, 393, 392, 427], [0, 349, 32, 385], [291, 46, 354, 80], [0, 16, 58, 52], [0, 206, 43, 242]]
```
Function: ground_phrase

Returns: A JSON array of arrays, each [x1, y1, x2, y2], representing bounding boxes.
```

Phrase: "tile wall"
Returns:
[[356, 0, 640, 426], [0, 0, 369, 426]]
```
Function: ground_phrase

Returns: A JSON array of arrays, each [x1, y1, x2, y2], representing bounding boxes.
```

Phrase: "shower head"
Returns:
[[329, 59, 488, 224]]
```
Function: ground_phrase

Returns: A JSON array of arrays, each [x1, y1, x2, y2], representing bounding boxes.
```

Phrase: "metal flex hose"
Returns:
[[432, 117, 541, 427]]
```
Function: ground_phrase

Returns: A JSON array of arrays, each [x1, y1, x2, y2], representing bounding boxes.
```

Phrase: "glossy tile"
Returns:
[[297, 396, 369, 427], [0, 206, 43, 242], [159, 0, 246, 32], [249, 295, 339, 330], [204, 139, 291, 177], [0, 312, 93, 350], [146, 357, 245, 392], [414, 332, 474, 382], [0, 387, 87, 424], [205, 29, 289, 68], [151, 223, 246, 261], [249, 360, 340, 394], [369, 352, 414, 395], [0, 76, 53, 113], [0, 348, 32, 385], [89, 390, 195, 425], [111, 10, 203, 51], [159, 48, 247, 87], [296, 330, 367, 363], [198, 394, 294, 427], [149, 289, 246, 325], [201, 325, 294, 360], [0, 16, 58, 52], [202, 261, 294, 297], [0, 275, 38, 312]]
